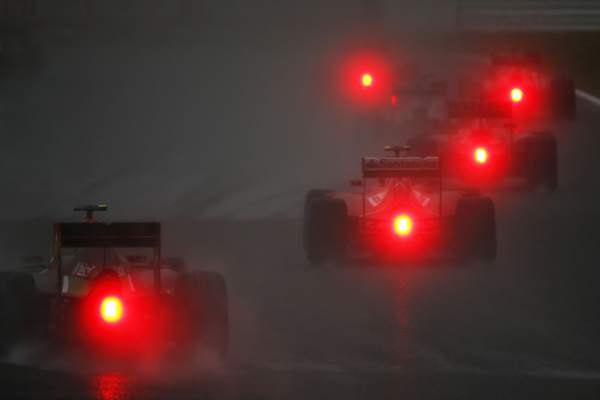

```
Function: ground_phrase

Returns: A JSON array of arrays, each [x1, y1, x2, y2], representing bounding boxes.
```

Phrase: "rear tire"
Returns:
[[455, 196, 497, 264], [161, 257, 187, 273], [303, 189, 333, 250], [0, 272, 37, 355], [305, 198, 348, 265], [525, 132, 558, 191], [461, 187, 482, 197], [549, 75, 575, 121], [174, 271, 229, 358]]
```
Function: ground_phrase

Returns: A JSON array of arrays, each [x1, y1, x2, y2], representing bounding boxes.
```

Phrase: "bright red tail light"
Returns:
[[101, 297, 123, 323], [394, 215, 412, 236], [362, 73, 373, 87], [391, 95, 396, 105], [511, 88, 523, 102], [475, 148, 487, 163]]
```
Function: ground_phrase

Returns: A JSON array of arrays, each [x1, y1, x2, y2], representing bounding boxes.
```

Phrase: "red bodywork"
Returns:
[[333, 156, 464, 258]]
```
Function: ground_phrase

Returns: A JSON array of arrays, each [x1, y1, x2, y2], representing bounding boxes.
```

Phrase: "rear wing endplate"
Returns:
[[362, 157, 440, 178], [449, 101, 511, 119]]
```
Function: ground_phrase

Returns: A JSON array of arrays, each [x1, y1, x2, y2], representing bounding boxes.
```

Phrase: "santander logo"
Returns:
[[363, 157, 439, 170], [365, 159, 378, 169]]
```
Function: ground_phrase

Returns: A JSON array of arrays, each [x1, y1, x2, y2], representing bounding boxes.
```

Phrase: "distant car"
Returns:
[[458, 50, 575, 121], [303, 147, 496, 264], [389, 75, 450, 148], [391, 74, 449, 123], [409, 100, 558, 191], [0, 205, 228, 359], [0, 27, 46, 75]]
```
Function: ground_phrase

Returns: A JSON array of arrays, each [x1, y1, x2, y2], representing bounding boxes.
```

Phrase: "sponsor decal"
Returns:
[[72, 262, 96, 278], [412, 189, 431, 206], [363, 157, 439, 170], [368, 191, 387, 207], [365, 159, 379, 169]]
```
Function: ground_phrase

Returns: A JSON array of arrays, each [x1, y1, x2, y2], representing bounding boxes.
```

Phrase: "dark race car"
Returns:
[[0, 206, 228, 360], [408, 100, 558, 191], [303, 147, 496, 265], [391, 74, 449, 124], [390, 75, 450, 150], [458, 50, 575, 122]]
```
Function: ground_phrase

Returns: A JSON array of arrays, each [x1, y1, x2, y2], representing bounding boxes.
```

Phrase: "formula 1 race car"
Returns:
[[0, 206, 228, 359], [303, 147, 496, 264], [459, 51, 575, 121], [0, 27, 45, 75], [409, 100, 558, 191], [391, 75, 449, 123], [389, 75, 450, 147]]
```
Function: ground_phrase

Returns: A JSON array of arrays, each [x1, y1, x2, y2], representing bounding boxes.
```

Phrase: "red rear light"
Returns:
[[391, 95, 396, 105], [362, 73, 373, 87], [101, 297, 123, 323], [511, 88, 523, 102], [394, 215, 412, 236], [475, 148, 487, 163]]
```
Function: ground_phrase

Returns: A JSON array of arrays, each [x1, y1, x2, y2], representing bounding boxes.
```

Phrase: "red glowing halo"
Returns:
[[511, 88, 523, 102]]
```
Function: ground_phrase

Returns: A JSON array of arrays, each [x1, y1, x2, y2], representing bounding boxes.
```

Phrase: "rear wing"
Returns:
[[56, 222, 160, 248], [449, 101, 511, 119], [362, 157, 440, 178], [360, 156, 443, 225], [53, 222, 162, 304]]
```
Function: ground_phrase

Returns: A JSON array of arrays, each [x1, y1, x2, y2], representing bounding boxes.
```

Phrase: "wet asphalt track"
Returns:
[[1, 30, 600, 399]]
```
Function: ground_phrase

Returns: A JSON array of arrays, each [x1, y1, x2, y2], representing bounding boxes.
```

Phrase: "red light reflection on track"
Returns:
[[91, 373, 139, 400], [393, 279, 413, 368]]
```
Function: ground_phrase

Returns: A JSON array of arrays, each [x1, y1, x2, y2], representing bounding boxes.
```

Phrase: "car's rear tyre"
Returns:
[[305, 197, 348, 265], [525, 132, 558, 191], [303, 189, 333, 250], [461, 187, 482, 197], [161, 257, 187, 274], [0, 272, 37, 355], [549, 75, 575, 121], [455, 196, 496, 264], [174, 271, 229, 358]]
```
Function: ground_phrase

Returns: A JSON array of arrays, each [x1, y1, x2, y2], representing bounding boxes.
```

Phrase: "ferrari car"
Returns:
[[303, 147, 496, 264], [0, 205, 228, 359], [458, 50, 575, 121]]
